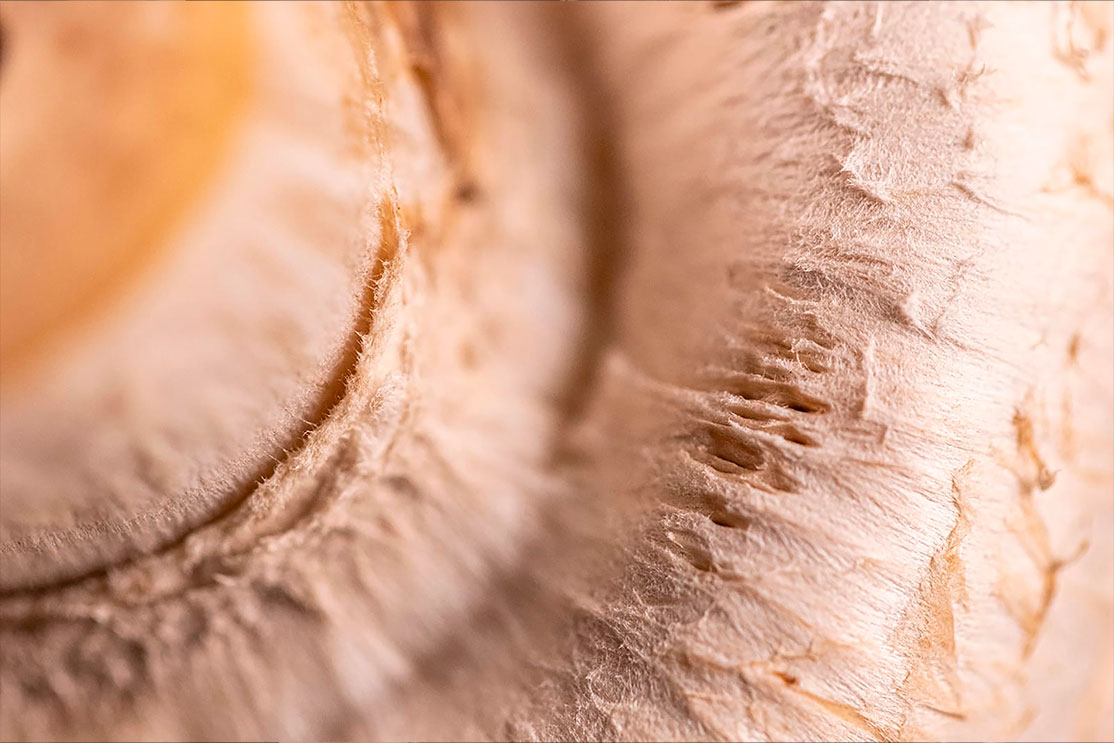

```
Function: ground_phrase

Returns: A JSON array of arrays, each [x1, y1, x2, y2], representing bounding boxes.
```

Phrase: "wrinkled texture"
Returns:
[[0, 2, 1111, 742]]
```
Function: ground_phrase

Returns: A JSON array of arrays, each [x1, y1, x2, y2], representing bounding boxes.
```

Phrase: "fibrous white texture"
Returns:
[[0, 2, 382, 590], [0, 2, 1111, 742]]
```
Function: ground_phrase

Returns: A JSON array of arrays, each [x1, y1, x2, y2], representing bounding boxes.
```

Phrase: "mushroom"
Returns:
[[0, 2, 1111, 741]]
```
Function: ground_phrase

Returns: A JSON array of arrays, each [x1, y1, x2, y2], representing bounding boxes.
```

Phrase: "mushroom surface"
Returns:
[[0, 2, 1111, 741]]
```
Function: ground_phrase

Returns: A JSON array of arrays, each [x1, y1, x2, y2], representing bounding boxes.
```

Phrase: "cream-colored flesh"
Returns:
[[0, 2, 1110, 741]]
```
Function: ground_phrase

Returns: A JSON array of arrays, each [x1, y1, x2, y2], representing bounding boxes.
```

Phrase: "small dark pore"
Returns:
[[773, 670, 799, 686], [769, 423, 819, 447], [454, 179, 480, 203], [1067, 333, 1081, 365], [709, 512, 750, 529]]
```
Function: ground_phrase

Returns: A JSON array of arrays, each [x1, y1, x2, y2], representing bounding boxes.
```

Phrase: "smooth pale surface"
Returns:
[[0, 2, 249, 374]]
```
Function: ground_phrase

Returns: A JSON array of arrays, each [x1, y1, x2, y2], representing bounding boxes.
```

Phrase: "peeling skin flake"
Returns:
[[0, 2, 1111, 741]]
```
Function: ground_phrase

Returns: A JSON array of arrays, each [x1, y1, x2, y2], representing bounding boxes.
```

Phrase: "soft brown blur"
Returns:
[[0, 2, 249, 380]]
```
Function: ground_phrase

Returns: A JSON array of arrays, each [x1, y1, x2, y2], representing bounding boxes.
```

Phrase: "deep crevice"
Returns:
[[551, 4, 632, 429]]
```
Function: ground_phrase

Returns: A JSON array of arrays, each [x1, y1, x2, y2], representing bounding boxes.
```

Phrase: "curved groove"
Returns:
[[0, 201, 405, 601]]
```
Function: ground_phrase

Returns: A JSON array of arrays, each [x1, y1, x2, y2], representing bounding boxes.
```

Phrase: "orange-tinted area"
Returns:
[[0, 2, 251, 382]]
